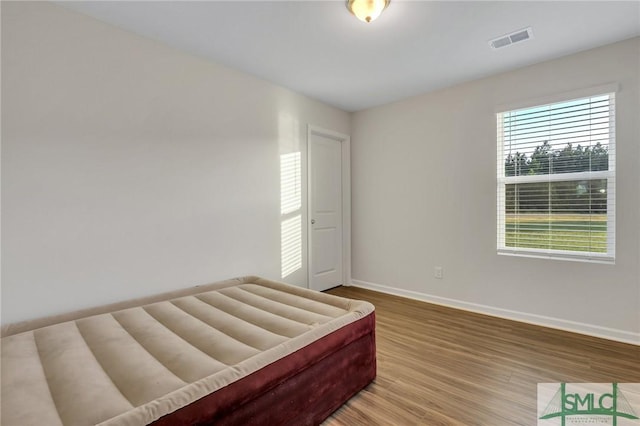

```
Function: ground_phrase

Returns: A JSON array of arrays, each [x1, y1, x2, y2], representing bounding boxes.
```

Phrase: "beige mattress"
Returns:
[[1, 276, 374, 426]]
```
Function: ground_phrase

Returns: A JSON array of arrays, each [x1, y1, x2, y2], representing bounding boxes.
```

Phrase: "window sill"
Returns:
[[497, 248, 615, 264]]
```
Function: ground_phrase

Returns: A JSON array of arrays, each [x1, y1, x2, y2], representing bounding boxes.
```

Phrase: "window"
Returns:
[[497, 90, 615, 262]]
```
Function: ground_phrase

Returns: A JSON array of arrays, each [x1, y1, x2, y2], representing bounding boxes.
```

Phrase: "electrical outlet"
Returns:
[[434, 266, 443, 279]]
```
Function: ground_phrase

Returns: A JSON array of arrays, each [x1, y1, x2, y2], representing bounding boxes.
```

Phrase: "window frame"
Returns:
[[496, 84, 617, 263]]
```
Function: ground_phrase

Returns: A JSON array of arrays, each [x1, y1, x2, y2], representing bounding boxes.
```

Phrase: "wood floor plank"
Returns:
[[322, 286, 640, 425]]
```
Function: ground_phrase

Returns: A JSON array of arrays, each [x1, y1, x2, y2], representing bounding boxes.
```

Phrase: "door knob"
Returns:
[[311, 219, 316, 224]]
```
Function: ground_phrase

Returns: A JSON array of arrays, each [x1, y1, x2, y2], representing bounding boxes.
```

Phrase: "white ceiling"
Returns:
[[58, 1, 640, 112]]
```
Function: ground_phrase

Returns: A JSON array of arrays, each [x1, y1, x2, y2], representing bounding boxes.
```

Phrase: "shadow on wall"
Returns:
[[279, 112, 303, 279]]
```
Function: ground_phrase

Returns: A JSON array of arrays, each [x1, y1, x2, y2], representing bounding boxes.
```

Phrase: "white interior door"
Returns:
[[309, 131, 344, 291]]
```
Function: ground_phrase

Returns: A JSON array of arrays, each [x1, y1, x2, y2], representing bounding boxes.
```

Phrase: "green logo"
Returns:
[[539, 383, 639, 426]]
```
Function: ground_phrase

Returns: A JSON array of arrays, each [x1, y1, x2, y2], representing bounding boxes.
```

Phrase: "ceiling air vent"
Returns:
[[489, 27, 533, 50]]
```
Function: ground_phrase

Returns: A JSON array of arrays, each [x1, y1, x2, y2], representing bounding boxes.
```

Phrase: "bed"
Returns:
[[1, 276, 376, 426]]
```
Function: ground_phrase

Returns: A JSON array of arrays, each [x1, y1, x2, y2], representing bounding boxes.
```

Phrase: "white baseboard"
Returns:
[[350, 279, 640, 346]]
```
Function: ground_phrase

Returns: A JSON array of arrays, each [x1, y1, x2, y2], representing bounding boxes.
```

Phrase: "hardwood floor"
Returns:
[[322, 286, 640, 426]]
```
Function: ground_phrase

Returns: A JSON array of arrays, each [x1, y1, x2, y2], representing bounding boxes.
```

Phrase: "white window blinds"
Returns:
[[497, 91, 615, 262]]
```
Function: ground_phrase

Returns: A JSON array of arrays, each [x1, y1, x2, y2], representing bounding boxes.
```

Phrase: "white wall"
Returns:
[[1, 2, 350, 324], [351, 37, 640, 343]]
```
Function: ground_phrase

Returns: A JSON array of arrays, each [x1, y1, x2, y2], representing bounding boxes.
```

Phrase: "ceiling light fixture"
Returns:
[[346, 0, 390, 23]]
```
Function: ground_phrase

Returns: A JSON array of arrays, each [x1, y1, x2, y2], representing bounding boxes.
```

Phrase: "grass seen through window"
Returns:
[[505, 214, 607, 253]]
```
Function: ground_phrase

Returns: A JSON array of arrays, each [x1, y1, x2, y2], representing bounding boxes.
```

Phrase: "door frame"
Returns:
[[307, 125, 351, 289]]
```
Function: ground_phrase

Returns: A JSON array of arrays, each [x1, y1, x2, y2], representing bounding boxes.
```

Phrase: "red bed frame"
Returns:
[[150, 312, 376, 426]]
